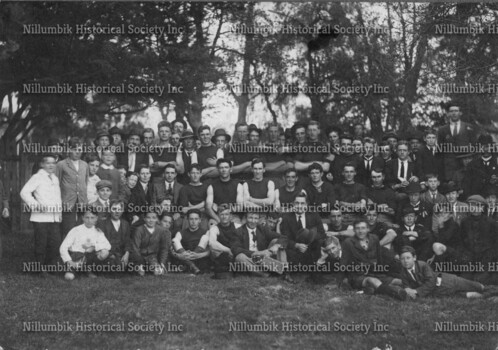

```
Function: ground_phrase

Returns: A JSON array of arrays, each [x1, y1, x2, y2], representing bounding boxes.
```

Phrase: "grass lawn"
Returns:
[[1, 231, 498, 350]]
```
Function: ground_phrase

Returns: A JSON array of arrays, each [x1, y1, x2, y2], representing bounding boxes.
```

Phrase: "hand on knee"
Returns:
[[97, 249, 109, 260]]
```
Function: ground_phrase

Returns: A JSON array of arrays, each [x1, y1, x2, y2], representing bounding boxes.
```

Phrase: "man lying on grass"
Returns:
[[399, 246, 498, 300], [59, 206, 111, 281]]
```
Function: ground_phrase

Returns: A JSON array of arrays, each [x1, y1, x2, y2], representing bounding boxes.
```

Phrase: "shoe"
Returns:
[[87, 272, 98, 279], [64, 272, 75, 281], [137, 266, 145, 277], [283, 274, 296, 284]]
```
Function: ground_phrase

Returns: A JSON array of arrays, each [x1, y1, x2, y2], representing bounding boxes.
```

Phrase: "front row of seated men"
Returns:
[[56, 192, 498, 301]]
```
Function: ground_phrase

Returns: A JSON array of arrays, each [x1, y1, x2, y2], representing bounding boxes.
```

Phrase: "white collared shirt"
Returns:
[[71, 159, 79, 172], [59, 224, 111, 263], [111, 219, 121, 232], [397, 159, 408, 181], [98, 197, 110, 207], [248, 227, 258, 251], [128, 152, 136, 172], [20, 169, 62, 223], [296, 213, 306, 228], [101, 164, 115, 170], [450, 121, 461, 136]]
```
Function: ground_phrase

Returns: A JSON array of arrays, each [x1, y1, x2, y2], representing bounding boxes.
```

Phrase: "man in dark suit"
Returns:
[[98, 199, 132, 270], [123, 129, 152, 173], [399, 246, 494, 299], [394, 207, 433, 261], [152, 164, 183, 206], [437, 103, 477, 182], [415, 129, 443, 180], [280, 192, 326, 267], [129, 165, 153, 226], [231, 211, 288, 277], [397, 182, 433, 229], [385, 141, 419, 200], [466, 134, 498, 197], [356, 137, 385, 186]]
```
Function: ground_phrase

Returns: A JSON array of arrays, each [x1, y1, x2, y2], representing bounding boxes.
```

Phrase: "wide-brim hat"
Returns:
[[440, 182, 461, 195], [180, 130, 197, 141], [211, 128, 231, 143]]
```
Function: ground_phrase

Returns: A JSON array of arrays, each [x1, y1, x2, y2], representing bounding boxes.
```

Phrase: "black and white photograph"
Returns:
[[1, 1, 498, 349]]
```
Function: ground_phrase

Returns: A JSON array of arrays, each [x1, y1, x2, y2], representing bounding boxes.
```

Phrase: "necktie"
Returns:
[[297, 215, 303, 229], [484, 160, 489, 167], [365, 159, 371, 173], [431, 147, 435, 156], [452, 124, 458, 136], [409, 269, 417, 282], [432, 193, 436, 201], [400, 161, 405, 179], [251, 230, 257, 243], [167, 183, 172, 194]]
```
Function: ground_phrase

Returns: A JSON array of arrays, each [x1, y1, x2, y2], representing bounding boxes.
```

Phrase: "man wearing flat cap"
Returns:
[[90, 179, 113, 224]]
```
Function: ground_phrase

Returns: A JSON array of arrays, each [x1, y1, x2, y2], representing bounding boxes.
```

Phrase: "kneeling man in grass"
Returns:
[[171, 209, 211, 275], [59, 207, 111, 281], [130, 209, 171, 276]]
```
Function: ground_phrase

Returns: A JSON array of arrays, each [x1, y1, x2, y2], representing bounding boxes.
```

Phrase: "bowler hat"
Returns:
[[211, 129, 231, 143]]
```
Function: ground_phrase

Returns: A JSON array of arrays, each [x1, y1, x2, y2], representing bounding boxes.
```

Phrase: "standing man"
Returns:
[[21, 154, 62, 274], [437, 103, 477, 183], [56, 138, 89, 237]]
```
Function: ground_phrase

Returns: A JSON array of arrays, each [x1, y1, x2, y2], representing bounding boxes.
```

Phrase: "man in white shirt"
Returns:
[[21, 154, 63, 275], [59, 207, 111, 280]]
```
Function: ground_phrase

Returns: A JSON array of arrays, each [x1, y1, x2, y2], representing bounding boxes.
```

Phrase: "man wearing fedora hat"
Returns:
[[212, 128, 231, 161], [94, 130, 111, 161], [109, 126, 127, 167], [177, 130, 198, 183], [124, 129, 153, 173], [171, 119, 187, 137]]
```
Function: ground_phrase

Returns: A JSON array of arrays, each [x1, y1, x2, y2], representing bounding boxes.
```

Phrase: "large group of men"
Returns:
[[16, 103, 498, 301]]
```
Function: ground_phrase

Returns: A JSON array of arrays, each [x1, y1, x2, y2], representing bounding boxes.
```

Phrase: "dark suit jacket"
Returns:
[[98, 218, 132, 257], [385, 159, 418, 188], [231, 225, 284, 257], [400, 261, 438, 297], [280, 212, 325, 249], [152, 180, 183, 206], [466, 157, 498, 196], [415, 145, 444, 179], [131, 224, 171, 265], [437, 122, 477, 181], [121, 150, 150, 173], [129, 182, 153, 218], [0, 179, 8, 212], [356, 156, 385, 186]]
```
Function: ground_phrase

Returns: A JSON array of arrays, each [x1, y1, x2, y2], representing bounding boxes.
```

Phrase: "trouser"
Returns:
[[234, 239, 287, 275], [170, 249, 212, 272], [435, 273, 484, 296], [62, 203, 80, 238], [129, 253, 162, 273], [67, 251, 108, 274], [32, 222, 61, 267]]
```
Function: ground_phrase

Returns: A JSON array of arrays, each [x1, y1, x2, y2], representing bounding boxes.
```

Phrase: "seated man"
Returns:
[[397, 182, 433, 229], [340, 219, 406, 300], [399, 246, 498, 300], [243, 157, 275, 211], [208, 204, 241, 278], [281, 192, 326, 269], [335, 163, 367, 225], [98, 200, 131, 271], [394, 207, 433, 261], [130, 209, 170, 276], [171, 209, 210, 275], [420, 174, 447, 208], [230, 211, 289, 279], [366, 168, 397, 224], [431, 182, 468, 235], [324, 209, 354, 243], [303, 163, 337, 222], [59, 207, 111, 281], [385, 141, 420, 201], [274, 168, 303, 213], [365, 206, 397, 250]]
